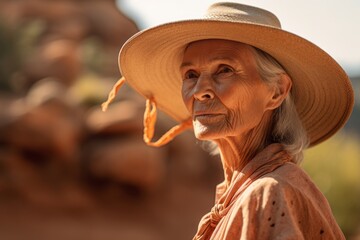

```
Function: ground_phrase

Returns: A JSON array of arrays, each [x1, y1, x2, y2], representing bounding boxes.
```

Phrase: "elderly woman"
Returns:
[[102, 2, 354, 239]]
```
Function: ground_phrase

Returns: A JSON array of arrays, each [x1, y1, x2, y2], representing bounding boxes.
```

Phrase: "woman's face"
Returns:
[[181, 39, 276, 140]]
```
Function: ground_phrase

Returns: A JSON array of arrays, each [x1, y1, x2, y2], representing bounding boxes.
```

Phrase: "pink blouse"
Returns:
[[193, 144, 345, 240]]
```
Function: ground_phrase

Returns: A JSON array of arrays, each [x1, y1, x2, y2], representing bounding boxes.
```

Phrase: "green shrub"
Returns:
[[302, 132, 360, 238]]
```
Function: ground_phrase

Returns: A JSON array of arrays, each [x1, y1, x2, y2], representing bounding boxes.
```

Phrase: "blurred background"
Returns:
[[0, 0, 359, 239]]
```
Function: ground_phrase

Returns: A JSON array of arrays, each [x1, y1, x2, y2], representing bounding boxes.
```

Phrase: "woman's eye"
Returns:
[[217, 65, 234, 74], [184, 70, 198, 80]]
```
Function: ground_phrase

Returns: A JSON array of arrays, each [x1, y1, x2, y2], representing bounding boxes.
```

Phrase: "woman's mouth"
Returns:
[[194, 113, 224, 121]]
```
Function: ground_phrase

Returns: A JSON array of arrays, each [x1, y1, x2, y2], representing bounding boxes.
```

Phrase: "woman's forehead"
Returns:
[[181, 39, 256, 67]]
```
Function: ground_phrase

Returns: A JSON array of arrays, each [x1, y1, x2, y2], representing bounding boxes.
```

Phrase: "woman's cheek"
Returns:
[[181, 85, 194, 112]]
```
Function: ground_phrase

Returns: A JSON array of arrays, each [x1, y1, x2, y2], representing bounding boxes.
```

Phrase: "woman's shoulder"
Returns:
[[226, 163, 345, 240], [236, 162, 335, 222], [246, 162, 319, 196]]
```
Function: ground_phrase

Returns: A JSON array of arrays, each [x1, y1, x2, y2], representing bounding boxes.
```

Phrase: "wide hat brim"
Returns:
[[118, 4, 354, 147]]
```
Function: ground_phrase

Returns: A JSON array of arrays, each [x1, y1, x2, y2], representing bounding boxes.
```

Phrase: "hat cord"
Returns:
[[143, 98, 192, 147], [101, 76, 126, 112], [101, 77, 192, 147]]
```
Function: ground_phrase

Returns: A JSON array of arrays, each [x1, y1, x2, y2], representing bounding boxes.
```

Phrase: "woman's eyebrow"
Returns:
[[180, 62, 193, 70], [180, 57, 238, 70]]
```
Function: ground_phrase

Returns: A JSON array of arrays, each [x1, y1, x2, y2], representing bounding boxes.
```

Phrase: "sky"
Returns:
[[117, 0, 360, 76]]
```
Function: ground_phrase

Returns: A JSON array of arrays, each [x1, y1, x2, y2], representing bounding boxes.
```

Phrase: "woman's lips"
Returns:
[[194, 113, 224, 121]]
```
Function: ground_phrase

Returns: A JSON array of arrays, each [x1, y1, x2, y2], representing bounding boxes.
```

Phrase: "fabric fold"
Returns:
[[193, 144, 290, 240]]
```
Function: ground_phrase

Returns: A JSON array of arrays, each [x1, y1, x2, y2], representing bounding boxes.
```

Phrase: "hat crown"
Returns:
[[205, 2, 281, 29]]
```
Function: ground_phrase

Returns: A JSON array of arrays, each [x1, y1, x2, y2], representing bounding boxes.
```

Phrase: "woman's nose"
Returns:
[[193, 74, 215, 101]]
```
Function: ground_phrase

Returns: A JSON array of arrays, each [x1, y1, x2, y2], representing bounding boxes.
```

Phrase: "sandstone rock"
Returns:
[[49, 15, 89, 41], [22, 0, 80, 24], [0, 148, 94, 209], [2, 79, 83, 163], [84, 1, 138, 46], [85, 138, 167, 192], [23, 39, 81, 87], [86, 100, 143, 135]]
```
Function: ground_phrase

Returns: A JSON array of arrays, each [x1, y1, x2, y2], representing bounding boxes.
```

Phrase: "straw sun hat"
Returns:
[[103, 2, 354, 147]]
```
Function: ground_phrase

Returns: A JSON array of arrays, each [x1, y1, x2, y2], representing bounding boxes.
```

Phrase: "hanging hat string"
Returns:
[[101, 76, 126, 112], [143, 97, 157, 141], [143, 98, 193, 147], [101, 77, 192, 147]]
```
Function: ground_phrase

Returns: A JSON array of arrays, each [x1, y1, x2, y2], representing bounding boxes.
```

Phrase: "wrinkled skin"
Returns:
[[180, 39, 291, 184]]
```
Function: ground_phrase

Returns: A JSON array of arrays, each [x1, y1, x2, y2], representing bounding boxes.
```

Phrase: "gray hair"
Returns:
[[250, 46, 309, 164]]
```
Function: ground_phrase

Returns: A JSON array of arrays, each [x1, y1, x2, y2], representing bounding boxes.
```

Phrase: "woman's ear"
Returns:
[[266, 74, 292, 110]]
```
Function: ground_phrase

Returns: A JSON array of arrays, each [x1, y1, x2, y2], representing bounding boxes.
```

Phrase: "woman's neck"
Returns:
[[215, 112, 273, 187]]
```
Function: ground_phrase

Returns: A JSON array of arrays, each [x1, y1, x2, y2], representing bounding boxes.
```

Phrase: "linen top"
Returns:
[[193, 144, 345, 240]]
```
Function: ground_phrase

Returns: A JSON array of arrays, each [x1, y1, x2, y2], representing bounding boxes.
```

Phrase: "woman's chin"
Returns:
[[193, 120, 225, 140], [194, 127, 220, 141]]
